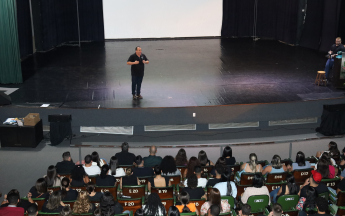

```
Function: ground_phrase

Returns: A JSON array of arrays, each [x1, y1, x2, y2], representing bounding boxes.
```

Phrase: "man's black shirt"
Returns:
[[55, 160, 75, 174], [114, 151, 136, 165], [330, 44, 345, 55], [127, 53, 148, 76]]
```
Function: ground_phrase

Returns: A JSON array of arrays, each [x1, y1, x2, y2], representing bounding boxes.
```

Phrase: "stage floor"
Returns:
[[4, 38, 345, 108]]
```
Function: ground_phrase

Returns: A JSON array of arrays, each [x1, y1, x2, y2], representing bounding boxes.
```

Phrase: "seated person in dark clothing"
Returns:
[[120, 167, 140, 189], [143, 145, 163, 168], [148, 165, 171, 191], [72, 191, 95, 214], [96, 164, 116, 186], [114, 142, 136, 165], [100, 192, 123, 215], [0, 193, 24, 216], [210, 157, 232, 177], [299, 170, 328, 198], [55, 151, 75, 174], [29, 178, 50, 200], [27, 203, 38, 216], [59, 177, 78, 201], [182, 174, 206, 200], [223, 146, 236, 165], [70, 165, 89, 186], [310, 197, 332, 216], [133, 155, 154, 177], [207, 164, 223, 187], [41, 191, 65, 213], [87, 182, 103, 201], [60, 206, 72, 216], [0, 189, 28, 211]]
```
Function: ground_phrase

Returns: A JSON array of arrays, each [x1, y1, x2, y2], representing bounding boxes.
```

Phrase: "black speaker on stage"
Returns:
[[48, 114, 72, 145], [0, 92, 11, 105], [316, 104, 345, 136]]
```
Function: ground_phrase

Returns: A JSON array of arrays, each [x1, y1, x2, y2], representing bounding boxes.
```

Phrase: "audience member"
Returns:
[[337, 174, 345, 193], [270, 173, 298, 203], [176, 191, 199, 214], [182, 174, 206, 199], [207, 164, 223, 187], [198, 150, 214, 166], [133, 155, 155, 177], [44, 165, 61, 187], [87, 182, 103, 201], [28, 178, 50, 199], [134, 208, 145, 216], [316, 141, 340, 164], [41, 191, 65, 213], [114, 142, 136, 165], [214, 171, 237, 198], [296, 186, 318, 215], [83, 155, 101, 176], [175, 148, 188, 166], [0, 193, 24, 216], [210, 157, 232, 176], [184, 166, 207, 188], [168, 206, 181, 216], [96, 164, 116, 186], [148, 165, 171, 191], [312, 197, 332, 216], [208, 205, 221, 216], [120, 167, 140, 188], [91, 151, 107, 168], [238, 204, 251, 216], [99, 192, 123, 215], [70, 165, 89, 186], [262, 155, 287, 175], [93, 207, 101, 216], [143, 145, 162, 167], [72, 191, 95, 214], [161, 155, 181, 176], [316, 158, 335, 179], [299, 170, 328, 197], [108, 156, 126, 177], [292, 151, 311, 170], [241, 173, 270, 204], [0, 189, 27, 210], [239, 153, 263, 176], [200, 188, 230, 215], [59, 177, 78, 201], [184, 157, 201, 178], [55, 151, 75, 174], [60, 206, 72, 216], [142, 193, 166, 216], [222, 146, 236, 165], [264, 203, 282, 216], [27, 203, 38, 216]]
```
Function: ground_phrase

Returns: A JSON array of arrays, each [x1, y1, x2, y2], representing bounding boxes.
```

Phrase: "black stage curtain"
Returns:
[[78, 0, 104, 41], [338, 0, 345, 44], [16, 0, 33, 58], [222, 0, 299, 44]]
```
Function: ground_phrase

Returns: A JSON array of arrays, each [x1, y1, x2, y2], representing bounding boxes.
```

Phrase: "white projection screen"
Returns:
[[102, 0, 223, 39]]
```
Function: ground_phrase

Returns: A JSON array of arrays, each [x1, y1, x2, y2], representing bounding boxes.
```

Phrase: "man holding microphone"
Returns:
[[127, 46, 149, 100], [325, 37, 345, 81]]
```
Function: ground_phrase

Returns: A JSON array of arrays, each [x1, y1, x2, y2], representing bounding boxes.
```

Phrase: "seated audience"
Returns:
[[99, 192, 123, 215], [72, 191, 95, 214], [91, 151, 107, 168], [316, 141, 340, 164], [114, 142, 136, 165], [241, 173, 270, 204], [29, 178, 50, 199], [296, 186, 318, 215], [59, 177, 78, 201], [0, 189, 27, 210], [238, 204, 251, 216], [222, 146, 236, 165], [314, 197, 332, 216], [263, 203, 282, 216], [120, 167, 140, 188], [176, 191, 199, 215], [210, 157, 232, 176], [55, 151, 75, 174], [175, 148, 188, 166], [0, 193, 24, 216], [83, 155, 101, 176], [142, 193, 166, 216], [200, 188, 230, 216], [96, 164, 116, 186], [292, 151, 311, 170], [168, 206, 181, 216], [70, 165, 89, 186], [148, 165, 171, 191], [316, 158, 335, 179], [44, 165, 61, 187], [41, 191, 65, 213], [143, 145, 162, 168], [184, 157, 201, 178], [161, 155, 182, 176], [299, 170, 328, 197], [262, 155, 287, 175], [214, 171, 237, 198], [108, 156, 126, 177], [207, 164, 223, 187], [239, 153, 263, 175], [87, 182, 103, 201], [182, 174, 206, 200], [135, 208, 145, 216], [133, 155, 154, 177], [208, 205, 221, 216], [60, 206, 72, 216], [184, 166, 207, 188], [27, 203, 38, 216], [270, 173, 298, 203], [198, 150, 214, 166]]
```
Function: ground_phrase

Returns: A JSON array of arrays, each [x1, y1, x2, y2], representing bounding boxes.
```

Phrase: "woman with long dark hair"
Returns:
[[70, 165, 89, 186], [160, 155, 181, 176], [44, 165, 61, 187], [99, 192, 123, 215], [96, 164, 116, 186], [241, 173, 270, 204], [296, 186, 318, 214], [59, 177, 78, 201], [175, 149, 188, 166], [168, 206, 181, 216], [292, 151, 311, 170], [182, 174, 206, 200], [91, 151, 107, 168], [73, 191, 95, 214], [87, 182, 103, 201], [316, 141, 340, 164], [28, 178, 50, 199], [184, 157, 201, 179], [120, 167, 140, 189], [214, 171, 237, 198], [41, 191, 65, 213], [148, 165, 171, 191], [200, 188, 230, 216], [108, 156, 125, 177], [270, 173, 298, 203], [175, 191, 199, 214], [222, 146, 236, 165], [210, 157, 232, 176], [316, 156, 335, 179], [142, 193, 166, 216], [262, 155, 287, 175], [198, 150, 214, 166]]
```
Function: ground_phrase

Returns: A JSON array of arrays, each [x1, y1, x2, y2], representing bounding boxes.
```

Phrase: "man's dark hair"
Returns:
[[62, 151, 71, 161], [135, 46, 141, 51], [215, 164, 224, 175], [60, 205, 72, 216], [7, 193, 20, 205], [272, 203, 283, 216], [27, 203, 38, 216], [84, 155, 92, 164], [252, 173, 264, 188], [241, 204, 251, 215], [315, 197, 328, 212], [194, 165, 202, 174], [187, 174, 198, 189], [121, 142, 129, 152], [209, 204, 221, 216]]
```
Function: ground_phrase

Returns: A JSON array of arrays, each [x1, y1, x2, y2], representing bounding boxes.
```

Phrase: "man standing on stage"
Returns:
[[127, 46, 149, 100], [325, 37, 345, 81]]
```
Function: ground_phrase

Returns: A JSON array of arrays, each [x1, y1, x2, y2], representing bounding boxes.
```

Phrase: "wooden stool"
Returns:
[[315, 71, 327, 86]]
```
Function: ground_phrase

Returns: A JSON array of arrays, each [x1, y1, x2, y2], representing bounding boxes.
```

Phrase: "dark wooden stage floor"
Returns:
[[5, 38, 345, 108]]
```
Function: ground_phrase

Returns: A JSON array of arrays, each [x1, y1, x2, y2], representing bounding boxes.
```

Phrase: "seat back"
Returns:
[[228, 164, 241, 173], [118, 197, 143, 212], [70, 186, 87, 193], [221, 196, 235, 210], [266, 172, 287, 183], [115, 176, 122, 184], [151, 186, 175, 199], [240, 172, 257, 185], [138, 176, 151, 185], [62, 200, 75, 210], [22, 198, 45, 211], [122, 185, 147, 199], [38, 213, 60, 216], [164, 175, 181, 186], [276, 195, 299, 212], [337, 191, 345, 206], [47, 186, 61, 194], [247, 195, 269, 213], [88, 175, 98, 184], [189, 199, 206, 213], [292, 168, 313, 184], [318, 192, 329, 201], [321, 177, 340, 190], [95, 186, 117, 200], [180, 213, 197, 216], [161, 198, 175, 213]]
